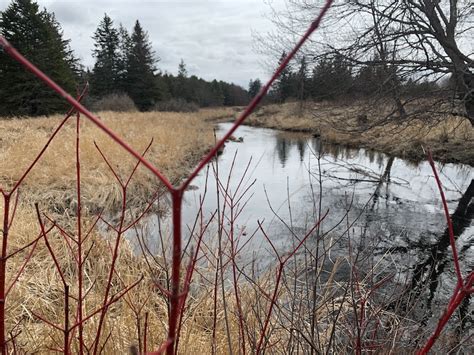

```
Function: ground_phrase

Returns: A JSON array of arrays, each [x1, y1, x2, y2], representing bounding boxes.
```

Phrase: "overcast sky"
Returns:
[[0, 0, 287, 87]]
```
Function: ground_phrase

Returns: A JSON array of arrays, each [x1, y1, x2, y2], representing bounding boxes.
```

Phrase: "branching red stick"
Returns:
[[256, 210, 328, 353], [0, 86, 88, 355], [427, 152, 463, 286], [418, 152, 474, 354], [0, 1, 335, 353]]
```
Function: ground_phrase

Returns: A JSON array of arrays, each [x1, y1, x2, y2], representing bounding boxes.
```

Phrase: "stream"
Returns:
[[133, 122, 474, 334]]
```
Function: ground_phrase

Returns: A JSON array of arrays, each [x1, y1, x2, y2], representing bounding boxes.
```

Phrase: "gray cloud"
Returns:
[[1, 0, 287, 87]]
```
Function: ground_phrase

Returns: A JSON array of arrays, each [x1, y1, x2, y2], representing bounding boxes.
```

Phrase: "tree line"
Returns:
[[267, 52, 440, 106], [263, 0, 473, 125], [0, 0, 249, 116]]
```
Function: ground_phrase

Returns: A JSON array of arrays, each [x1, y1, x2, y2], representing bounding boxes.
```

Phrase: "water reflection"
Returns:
[[135, 123, 474, 333], [275, 132, 310, 166]]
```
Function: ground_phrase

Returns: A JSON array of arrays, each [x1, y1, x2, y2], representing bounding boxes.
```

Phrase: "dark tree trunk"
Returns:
[[462, 71, 474, 126]]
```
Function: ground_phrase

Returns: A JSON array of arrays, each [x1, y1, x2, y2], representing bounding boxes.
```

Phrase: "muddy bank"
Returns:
[[227, 102, 474, 167]]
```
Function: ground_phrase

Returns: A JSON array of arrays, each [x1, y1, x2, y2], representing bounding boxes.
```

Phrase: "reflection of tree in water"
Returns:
[[311, 137, 322, 154], [275, 134, 309, 165], [350, 158, 472, 341], [296, 139, 306, 161], [409, 179, 474, 331], [275, 136, 290, 166], [318, 141, 347, 161], [366, 149, 376, 164]]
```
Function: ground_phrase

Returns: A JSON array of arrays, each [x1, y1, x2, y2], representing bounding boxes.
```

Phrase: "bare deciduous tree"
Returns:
[[262, 0, 474, 124]]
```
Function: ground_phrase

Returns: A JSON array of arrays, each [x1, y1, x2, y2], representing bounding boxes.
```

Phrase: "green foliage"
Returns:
[[0, 0, 78, 116], [125, 20, 158, 111], [296, 56, 308, 101], [157, 73, 247, 108], [274, 52, 293, 102], [116, 24, 133, 93], [89, 18, 250, 111], [248, 78, 262, 99], [311, 54, 353, 100], [90, 14, 120, 98]]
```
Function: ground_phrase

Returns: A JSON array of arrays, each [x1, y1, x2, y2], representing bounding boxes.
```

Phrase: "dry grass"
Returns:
[[0, 109, 233, 212], [5, 198, 247, 353], [245, 101, 474, 165], [0, 108, 242, 353], [0, 105, 459, 353]]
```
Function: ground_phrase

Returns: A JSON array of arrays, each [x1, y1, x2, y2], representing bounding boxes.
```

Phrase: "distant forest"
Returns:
[[0, 0, 440, 116], [0, 0, 250, 116]]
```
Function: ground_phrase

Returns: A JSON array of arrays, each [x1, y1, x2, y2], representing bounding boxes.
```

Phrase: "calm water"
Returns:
[[127, 122, 473, 342], [137, 123, 473, 278]]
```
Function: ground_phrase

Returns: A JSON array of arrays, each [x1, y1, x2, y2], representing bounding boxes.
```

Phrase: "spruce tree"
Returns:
[[0, 0, 77, 116], [175, 59, 191, 101], [115, 24, 132, 93], [296, 56, 308, 101], [274, 52, 293, 102], [125, 20, 157, 111], [248, 79, 262, 99], [90, 14, 119, 98]]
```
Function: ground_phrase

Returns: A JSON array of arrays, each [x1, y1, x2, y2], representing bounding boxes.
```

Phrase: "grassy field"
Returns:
[[0, 108, 234, 211], [242, 101, 474, 166], [0, 108, 241, 353], [0, 105, 467, 353]]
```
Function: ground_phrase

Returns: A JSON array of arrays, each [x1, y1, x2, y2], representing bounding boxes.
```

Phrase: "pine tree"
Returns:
[[0, 0, 78, 116], [115, 24, 132, 93], [125, 20, 158, 111], [296, 56, 308, 101], [175, 59, 191, 101], [90, 14, 119, 98], [178, 59, 187, 78], [311, 54, 352, 100], [274, 52, 293, 102], [248, 79, 262, 99]]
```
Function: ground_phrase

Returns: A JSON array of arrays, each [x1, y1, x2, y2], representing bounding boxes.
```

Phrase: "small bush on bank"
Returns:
[[90, 93, 138, 112], [154, 98, 199, 113]]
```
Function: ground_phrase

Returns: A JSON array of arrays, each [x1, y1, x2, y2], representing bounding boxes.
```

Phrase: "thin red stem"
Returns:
[[0, 194, 10, 355], [75, 110, 84, 355], [427, 152, 463, 286], [165, 190, 183, 355]]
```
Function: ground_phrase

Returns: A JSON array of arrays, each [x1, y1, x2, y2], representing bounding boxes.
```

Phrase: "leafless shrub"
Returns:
[[154, 98, 199, 113], [91, 93, 138, 112]]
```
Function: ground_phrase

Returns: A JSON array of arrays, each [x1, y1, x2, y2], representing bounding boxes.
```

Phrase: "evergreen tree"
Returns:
[[154, 73, 172, 102], [90, 14, 119, 97], [178, 59, 187, 78], [0, 0, 78, 116], [274, 52, 293, 102], [296, 56, 308, 101], [125, 20, 158, 111], [115, 24, 132, 93], [248, 79, 262, 99], [175, 59, 190, 101], [209, 79, 224, 106], [311, 54, 352, 100]]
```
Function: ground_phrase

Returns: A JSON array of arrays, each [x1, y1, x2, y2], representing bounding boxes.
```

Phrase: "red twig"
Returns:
[[418, 152, 473, 354], [427, 152, 463, 286], [256, 210, 328, 353], [0, 194, 11, 355], [0, 1, 335, 352], [75, 107, 85, 355]]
